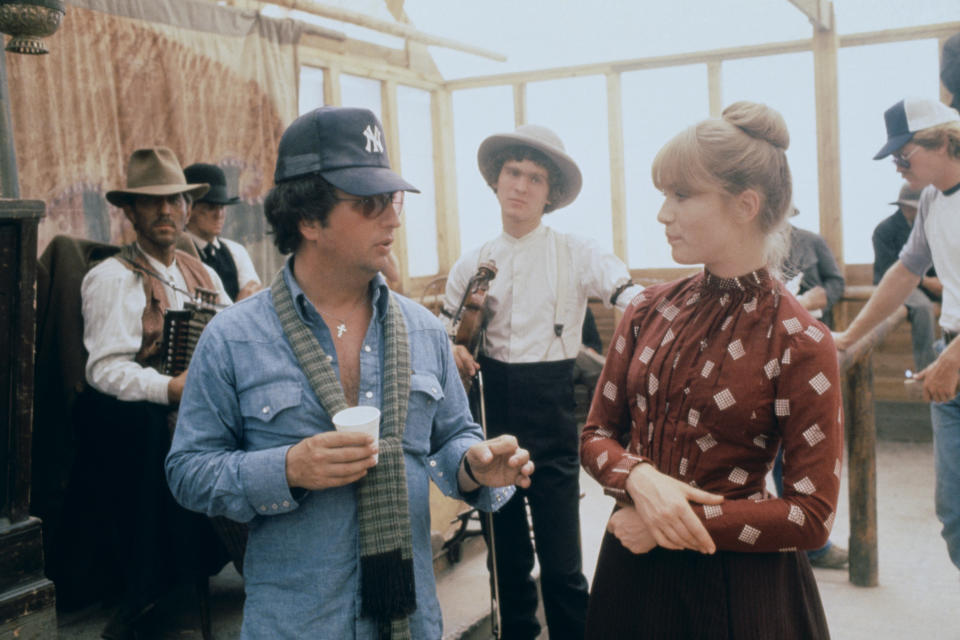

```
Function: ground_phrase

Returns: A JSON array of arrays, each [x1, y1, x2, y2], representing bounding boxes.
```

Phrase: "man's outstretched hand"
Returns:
[[459, 434, 534, 491]]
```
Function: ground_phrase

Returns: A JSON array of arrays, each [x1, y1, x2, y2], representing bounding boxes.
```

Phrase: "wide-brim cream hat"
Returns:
[[106, 147, 209, 207], [477, 124, 582, 212]]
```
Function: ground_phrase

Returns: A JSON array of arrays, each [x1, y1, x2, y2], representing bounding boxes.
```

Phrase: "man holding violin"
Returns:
[[166, 107, 534, 639], [443, 124, 642, 640]]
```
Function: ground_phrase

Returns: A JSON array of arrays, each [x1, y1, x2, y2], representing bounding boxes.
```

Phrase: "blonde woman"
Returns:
[[581, 102, 841, 638]]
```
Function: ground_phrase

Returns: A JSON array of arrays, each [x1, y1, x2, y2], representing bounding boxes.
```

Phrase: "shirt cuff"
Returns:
[[239, 445, 300, 517], [146, 371, 174, 405], [613, 284, 645, 311], [601, 453, 647, 503]]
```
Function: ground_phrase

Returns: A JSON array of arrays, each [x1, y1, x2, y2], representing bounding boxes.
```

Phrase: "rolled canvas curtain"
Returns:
[[6, 0, 301, 278]]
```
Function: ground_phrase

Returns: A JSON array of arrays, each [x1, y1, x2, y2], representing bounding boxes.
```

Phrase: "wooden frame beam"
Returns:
[[444, 21, 960, 91], [268, 0, 506, 61]]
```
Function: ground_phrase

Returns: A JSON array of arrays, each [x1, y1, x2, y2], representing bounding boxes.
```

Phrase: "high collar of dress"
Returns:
[[700, 268, 772, 295]]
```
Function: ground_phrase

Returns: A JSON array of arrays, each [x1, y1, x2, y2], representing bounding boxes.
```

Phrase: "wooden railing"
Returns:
[[838, 305, 908, 586]]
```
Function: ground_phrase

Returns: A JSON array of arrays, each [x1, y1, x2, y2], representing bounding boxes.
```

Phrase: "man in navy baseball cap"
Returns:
[[873, 97, 960, 160], [274, 106, 419, 194], [166, 106, 535, 639], [839, 97, 960, 576]]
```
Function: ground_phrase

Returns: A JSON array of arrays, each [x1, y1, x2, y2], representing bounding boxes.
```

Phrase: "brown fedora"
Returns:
[[106, 147, 209, 207]]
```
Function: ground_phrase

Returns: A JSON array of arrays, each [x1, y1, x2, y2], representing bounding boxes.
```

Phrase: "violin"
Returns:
[[451, 261, 498, 388]]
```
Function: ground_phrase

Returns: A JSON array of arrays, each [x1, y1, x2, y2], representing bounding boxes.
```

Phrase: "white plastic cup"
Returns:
[[332, 406, 381, 463]]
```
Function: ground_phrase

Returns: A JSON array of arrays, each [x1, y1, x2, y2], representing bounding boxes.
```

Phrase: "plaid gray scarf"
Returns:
[[271, 270, 416, 640]]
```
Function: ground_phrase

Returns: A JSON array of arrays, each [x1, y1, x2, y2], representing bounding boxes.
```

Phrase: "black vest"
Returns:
[[198, 240, 239, 300]]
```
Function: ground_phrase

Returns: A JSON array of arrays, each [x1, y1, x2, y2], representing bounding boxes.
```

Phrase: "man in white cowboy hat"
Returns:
[[836, 97, 960, 573], [183, 162, 263, 302], [873, 182, 941, 370], [166, 107, 534, 640], [443, 124, 642, 640], [79, 146, 231, 638]]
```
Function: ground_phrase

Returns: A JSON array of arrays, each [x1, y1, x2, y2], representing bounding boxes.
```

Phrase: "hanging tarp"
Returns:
[[5, 0, 302, 277]]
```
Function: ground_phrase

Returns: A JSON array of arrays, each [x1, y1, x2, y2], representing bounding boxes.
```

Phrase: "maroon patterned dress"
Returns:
[[581, 270, 841, 639]]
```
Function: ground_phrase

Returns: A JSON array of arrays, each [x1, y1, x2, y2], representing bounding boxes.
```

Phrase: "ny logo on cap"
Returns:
[[362, 124, 384, 153]]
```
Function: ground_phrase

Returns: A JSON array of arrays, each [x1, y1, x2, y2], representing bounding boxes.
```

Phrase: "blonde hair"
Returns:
[[651, 101, 794, 272], [911, 120, 960, 160]]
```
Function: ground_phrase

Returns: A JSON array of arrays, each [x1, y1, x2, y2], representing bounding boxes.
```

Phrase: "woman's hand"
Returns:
[[626, 463, 723, 554], [607, 507, 657, 554]]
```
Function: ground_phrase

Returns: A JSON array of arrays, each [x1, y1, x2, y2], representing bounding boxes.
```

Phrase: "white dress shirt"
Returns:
[[444, 224, 642, 363], [81, 246, 229, 405]]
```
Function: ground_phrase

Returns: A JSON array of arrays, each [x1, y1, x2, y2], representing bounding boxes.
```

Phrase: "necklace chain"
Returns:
[[315, 295, 367, 339]]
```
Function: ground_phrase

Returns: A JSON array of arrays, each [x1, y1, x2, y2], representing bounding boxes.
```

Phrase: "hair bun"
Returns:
[[722, 101, 790, 150]]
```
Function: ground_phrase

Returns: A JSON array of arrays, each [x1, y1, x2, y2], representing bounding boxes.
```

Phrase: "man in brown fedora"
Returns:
[[183, 162, 263, 302], [443, 124, 642, 640], [78, 147, 230, 638]]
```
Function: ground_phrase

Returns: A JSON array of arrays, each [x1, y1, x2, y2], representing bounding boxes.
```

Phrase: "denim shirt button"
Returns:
[[365, 391, 373, 399], [282, 500, 290, 508], [364, 345, 371, 352], [260, 505, 268, 512], [326, 355, 333, 362], [271, 503, 279, 510], [262, 406, 270, 414], [429, 460, 437, 467]]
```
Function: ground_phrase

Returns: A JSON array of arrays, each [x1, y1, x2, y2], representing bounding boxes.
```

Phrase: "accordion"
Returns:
[[160, 287, 219, 376]]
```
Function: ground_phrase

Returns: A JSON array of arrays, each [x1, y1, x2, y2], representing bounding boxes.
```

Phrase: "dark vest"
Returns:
[[198, 240, 239, 300]]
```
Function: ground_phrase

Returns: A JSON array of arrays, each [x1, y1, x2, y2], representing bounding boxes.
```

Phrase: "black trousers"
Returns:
[[476, 356, 589, 640], [61, 390, 228, 613]]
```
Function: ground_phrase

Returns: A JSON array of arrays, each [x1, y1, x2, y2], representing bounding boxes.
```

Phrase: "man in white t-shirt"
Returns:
[[836, 97, 960, 572], [184, 162, 262, 302]]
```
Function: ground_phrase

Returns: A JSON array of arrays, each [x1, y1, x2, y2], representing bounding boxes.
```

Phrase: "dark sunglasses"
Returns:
[[892, 147, 921, 169], [333, 191, 404, 218]]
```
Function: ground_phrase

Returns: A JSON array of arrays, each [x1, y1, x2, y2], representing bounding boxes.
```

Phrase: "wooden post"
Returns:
[[513, 82, 526, 128], [707, 61, 723, 118], [431, 88, 460, 274], [381, 79, 408, 293], [0, 53, 19, 199], [843, 357, 879, 587], [606, 72, 627, 265], [0, 200, 56, 637], [323, 64, 342, 107], [812, 3, 844, 269]]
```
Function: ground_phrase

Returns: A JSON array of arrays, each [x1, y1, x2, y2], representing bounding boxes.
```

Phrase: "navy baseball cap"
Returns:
[[273, 106, 419, 195], [873, 98, 960, 160]]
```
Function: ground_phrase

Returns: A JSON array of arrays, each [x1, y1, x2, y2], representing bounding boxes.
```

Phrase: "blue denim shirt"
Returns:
[[166, 261, 512, 639]]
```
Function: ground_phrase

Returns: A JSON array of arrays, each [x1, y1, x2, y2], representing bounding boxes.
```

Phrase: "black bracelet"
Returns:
[[610, 280, 634, 306], [462, 455, 481, 485]]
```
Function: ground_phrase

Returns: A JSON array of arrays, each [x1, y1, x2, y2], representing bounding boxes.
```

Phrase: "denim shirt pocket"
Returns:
[[404, 372, 444, 455], [239, 382, 312, 445]]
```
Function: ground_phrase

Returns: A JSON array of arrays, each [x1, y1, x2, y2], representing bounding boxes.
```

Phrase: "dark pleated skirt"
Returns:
[[585, 531, 830, 639]]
